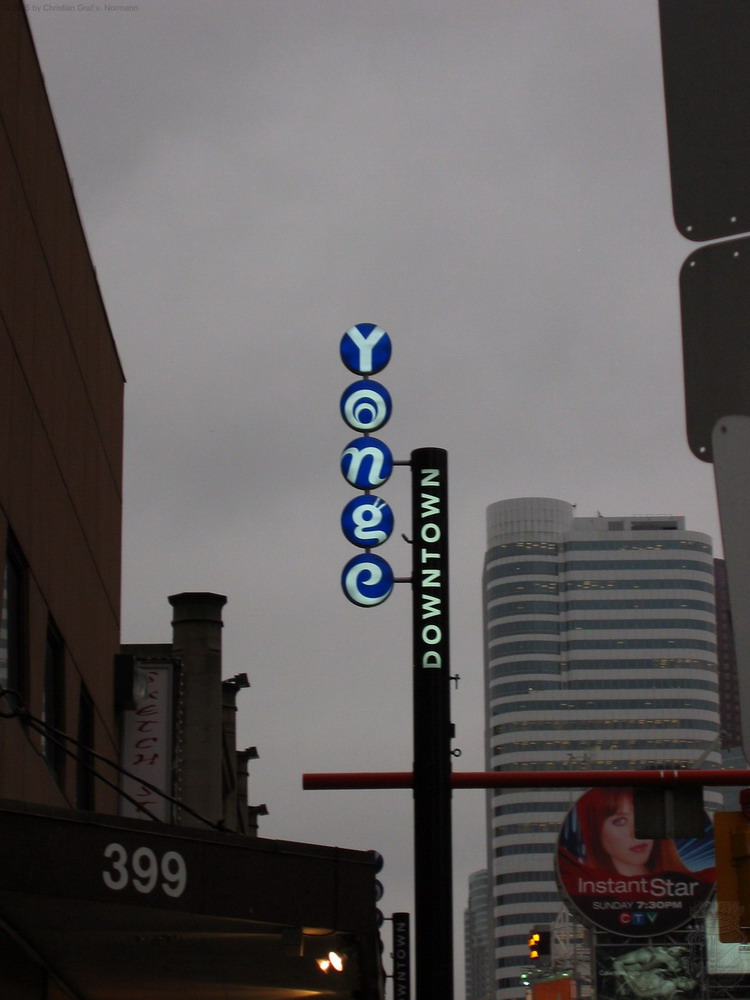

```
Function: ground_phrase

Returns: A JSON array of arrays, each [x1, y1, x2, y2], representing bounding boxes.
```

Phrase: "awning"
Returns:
[[0, 799, 384, 1000]]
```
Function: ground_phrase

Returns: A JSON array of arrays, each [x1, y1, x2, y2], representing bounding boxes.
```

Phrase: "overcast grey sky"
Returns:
[[28, 1, 722, 993]]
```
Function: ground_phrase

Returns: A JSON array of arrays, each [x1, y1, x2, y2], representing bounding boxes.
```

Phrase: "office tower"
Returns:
[[483, 498, 720, 1000], [713, 558, 748, 811], [714, 558, 741, 752], [465, 869, 492, 1000]]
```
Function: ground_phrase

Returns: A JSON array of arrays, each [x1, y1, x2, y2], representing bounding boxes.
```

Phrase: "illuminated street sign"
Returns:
[[340, 438, 393, 490], [339, 325, 395, 606], [341, 554, 394, 607], [340, 380, 392, 432], [341, 495, 394, 548], [340, 323, 392, 375]]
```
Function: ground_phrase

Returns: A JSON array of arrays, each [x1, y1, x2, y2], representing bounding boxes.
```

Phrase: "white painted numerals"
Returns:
[[102, 842, 187, 898]]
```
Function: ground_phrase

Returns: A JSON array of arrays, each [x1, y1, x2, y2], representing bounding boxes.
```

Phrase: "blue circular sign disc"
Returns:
[[340, 438, 393, 489], [340, 380, 392, 432], [341, 553, 394, 606], [340, 323, 392, 376], [341, 495, 394, 548]]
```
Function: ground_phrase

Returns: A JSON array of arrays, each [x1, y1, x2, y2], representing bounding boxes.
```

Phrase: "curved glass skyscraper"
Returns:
[[483, 498, 720, 999]]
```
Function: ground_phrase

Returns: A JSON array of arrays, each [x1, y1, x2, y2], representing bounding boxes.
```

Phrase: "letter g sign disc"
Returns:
[[341, 495, 394, 548], [342, 553, 394, 606]]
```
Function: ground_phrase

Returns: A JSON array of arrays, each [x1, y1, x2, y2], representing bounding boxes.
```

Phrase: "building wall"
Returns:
[[464, 868, 492, 1000], [0, 0, 124, 810], [483, 498, 720, 1000], [714, 558, 742, 750]]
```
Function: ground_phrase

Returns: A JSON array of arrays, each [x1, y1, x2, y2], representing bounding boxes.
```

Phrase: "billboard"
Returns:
[[595, 940, 701, 1000], [556, 787, 714, 936]]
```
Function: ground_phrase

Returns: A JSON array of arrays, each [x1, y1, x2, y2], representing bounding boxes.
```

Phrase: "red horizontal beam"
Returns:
[[302, 769, 750, 790]]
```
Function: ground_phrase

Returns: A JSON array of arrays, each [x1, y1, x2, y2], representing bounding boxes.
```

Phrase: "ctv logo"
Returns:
[[339, 324, 396, 607]]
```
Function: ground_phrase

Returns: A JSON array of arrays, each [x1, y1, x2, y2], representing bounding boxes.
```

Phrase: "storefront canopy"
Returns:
[[0, 799, 384, 1000]]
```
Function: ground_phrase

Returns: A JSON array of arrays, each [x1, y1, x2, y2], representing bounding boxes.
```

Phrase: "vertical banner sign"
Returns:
[[392, 912, 411, 1000], [411, 447, 453, 1000], [119, 661, 175, 821], [339, 324, 396, 607]]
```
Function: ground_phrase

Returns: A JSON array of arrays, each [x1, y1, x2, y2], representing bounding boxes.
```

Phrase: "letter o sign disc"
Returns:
[[340, 380, 392, 432]]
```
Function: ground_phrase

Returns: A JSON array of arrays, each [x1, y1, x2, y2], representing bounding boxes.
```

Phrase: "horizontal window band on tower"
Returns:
[[565, 657, 718, 671], [486, 656, 719, 675], [488, 637, 717, 655], [487, 618, 716, 640], [562, 539, 712, 553], [562, 579, 714, 593], [495, 910, 558, 927], [564, 559, 714, 572], [564, 638, 717, 651], [495, 871, 559, 885], [488, 640, 561, 655], [490, 753, 716, 771], [487, 600, 561, 616], [485, 561, 560, 577], [495, 843, 562, 857], [560, 618, 716, 631], [489, 676, 719, 695], [493, 740, 717, 758], [490, 680, 561, 695], [487, 598, 716, 617], [491, 710, 719, 727], [485, 542, 560, 559], [487, 620, 559, 638], [486, 579, 716, 599], [497, 890, 561, 907], [485, 555, 714, 573], [494, 822, 565, 836], [486, 581, 559, 599], [487, 659, 560, 675], [563, 599, 715, 612]]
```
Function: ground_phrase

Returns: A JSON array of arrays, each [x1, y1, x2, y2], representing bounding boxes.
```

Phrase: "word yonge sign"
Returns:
[[339, 324, 396, 607]]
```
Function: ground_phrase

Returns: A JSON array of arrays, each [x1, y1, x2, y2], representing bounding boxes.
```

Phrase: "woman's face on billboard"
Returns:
[[600, 795, 654, 876]]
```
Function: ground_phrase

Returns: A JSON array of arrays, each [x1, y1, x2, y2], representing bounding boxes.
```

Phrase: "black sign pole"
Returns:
[[392, 912, 411, 1000], [410, 448, 453, 1000]]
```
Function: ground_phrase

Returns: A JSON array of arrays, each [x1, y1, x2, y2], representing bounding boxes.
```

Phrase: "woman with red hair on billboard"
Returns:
[[575, 787, 690, 877]]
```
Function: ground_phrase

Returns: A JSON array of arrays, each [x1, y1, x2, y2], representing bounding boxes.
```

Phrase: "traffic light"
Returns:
[[528, 927, 550, 961], [372, 851, 384, 928]]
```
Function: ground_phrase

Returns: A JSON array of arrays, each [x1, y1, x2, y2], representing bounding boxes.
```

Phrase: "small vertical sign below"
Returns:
[[392, 912, 411, 1000]]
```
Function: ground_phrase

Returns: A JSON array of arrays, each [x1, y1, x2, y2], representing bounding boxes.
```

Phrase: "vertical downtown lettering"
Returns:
[[410, 447, 453, 998], [418, 468, 445, 669], [392, 912, 411, 1000]]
